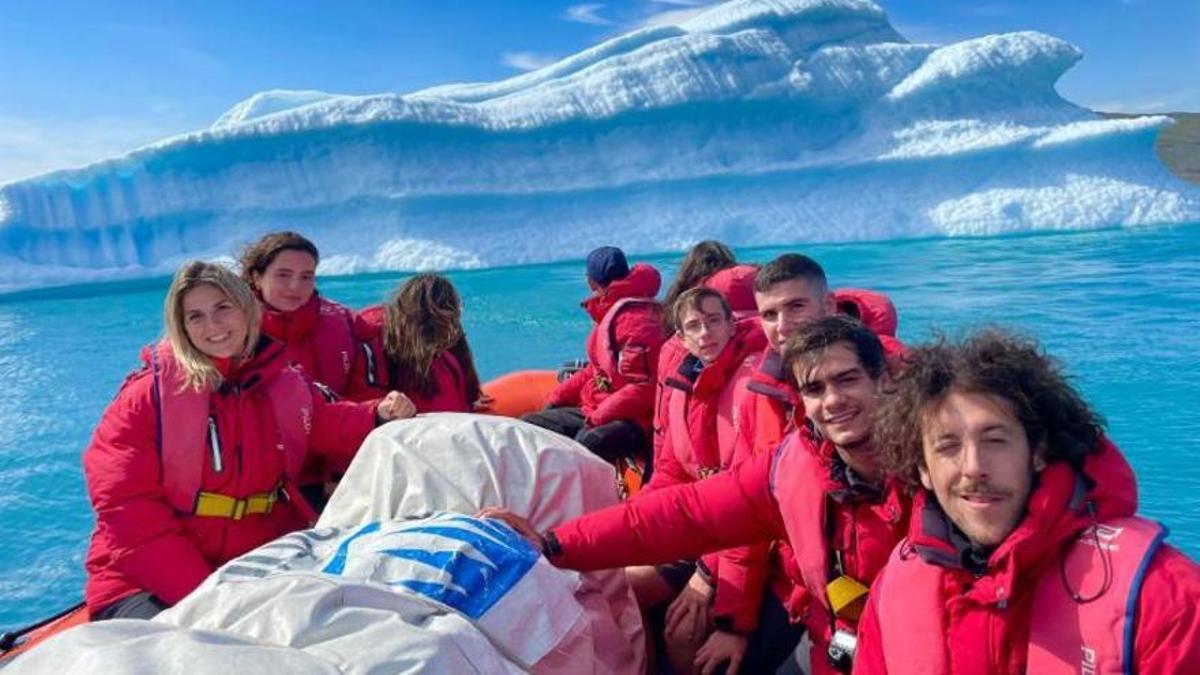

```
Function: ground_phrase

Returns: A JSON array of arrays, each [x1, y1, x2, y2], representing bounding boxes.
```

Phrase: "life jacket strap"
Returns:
[[193, 485, 281, 520]]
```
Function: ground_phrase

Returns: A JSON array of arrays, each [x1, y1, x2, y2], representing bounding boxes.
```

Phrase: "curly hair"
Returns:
[[383, 273, 482, 403], [874, 328, 1105, 488]]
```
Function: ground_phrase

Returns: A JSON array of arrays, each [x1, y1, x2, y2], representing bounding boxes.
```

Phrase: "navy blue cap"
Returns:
[[586, 246, 630, 286]]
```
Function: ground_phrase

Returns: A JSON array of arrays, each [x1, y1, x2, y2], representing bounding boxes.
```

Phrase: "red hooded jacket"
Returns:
[[547, 426, 909, 674], [258, 293, 357, 395], [854, 439, 1200, 674], [653, 263, 759, 458], [547, 263, 665, 431], [646, 318, 765, 490], [343, 305, 474, 413], [82, 338, 378, 614]]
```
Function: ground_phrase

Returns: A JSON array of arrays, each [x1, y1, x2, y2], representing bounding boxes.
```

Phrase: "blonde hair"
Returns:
[[163, 261, 261, 392]]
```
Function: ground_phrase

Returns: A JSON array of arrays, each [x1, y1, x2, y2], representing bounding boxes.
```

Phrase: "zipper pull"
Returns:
[[208, 416, 224, 473]]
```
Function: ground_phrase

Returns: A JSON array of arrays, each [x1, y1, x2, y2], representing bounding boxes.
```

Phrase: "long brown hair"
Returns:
[[383, 273, 482, 402]]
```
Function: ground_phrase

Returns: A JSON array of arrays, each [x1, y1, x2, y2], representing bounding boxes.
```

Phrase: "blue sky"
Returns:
[[1, 0, 1196, 183]]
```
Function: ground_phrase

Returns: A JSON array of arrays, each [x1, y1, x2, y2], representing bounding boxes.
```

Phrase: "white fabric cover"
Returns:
[[10, 414, 644, 674]]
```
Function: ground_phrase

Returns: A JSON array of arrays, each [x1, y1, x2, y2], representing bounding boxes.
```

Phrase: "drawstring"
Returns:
[[1060, 500, 1113, 604]]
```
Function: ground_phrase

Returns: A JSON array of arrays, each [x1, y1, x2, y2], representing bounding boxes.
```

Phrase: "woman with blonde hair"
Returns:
[[82, 261, 414, 621], [347, 273, 482, 412]]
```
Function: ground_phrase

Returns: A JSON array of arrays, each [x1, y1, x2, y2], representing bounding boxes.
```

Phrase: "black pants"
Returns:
[[522, 406, 649, 465], [93, 591, 168, 621]]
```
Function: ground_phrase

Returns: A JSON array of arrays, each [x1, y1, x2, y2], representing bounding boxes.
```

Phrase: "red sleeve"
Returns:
[[711, 540, 773, 633], [548, 364, 590, 407], [83, 374, 212, 604], [587, 379, 655, 427], [550, 449, 784, 571], [851, 577, 888, 675], [710, 398, 774, 632], [307, 386, 379, 474], [1133, 544, 1200, 673]]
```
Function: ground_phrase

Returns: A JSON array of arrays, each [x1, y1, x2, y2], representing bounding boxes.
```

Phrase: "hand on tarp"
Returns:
[[477, 507, 546, 553], [472, 394, 495, 413], [375, 391, 416, 424]]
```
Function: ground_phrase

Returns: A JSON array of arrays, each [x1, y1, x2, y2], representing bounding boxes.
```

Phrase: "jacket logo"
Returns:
[[320, 515, 539, 619], [300, 405, 313, 434], [1081, 646, 1098, 674]]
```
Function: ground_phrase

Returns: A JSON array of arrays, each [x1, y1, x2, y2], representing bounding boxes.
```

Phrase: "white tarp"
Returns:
[[9, 414, 645, 674]]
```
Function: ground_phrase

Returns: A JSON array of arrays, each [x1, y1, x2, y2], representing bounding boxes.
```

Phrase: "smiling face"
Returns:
[[253, 248, 317, 312], [755, 278, 835, 353], [919, 390, 1046, 548], [678, 295, 736, 364], [182, 283, 249, 359], [794, 341, 883, 473]]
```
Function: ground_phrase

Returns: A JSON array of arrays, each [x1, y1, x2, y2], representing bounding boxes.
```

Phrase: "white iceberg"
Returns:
[[1, 0, 1196, 292]]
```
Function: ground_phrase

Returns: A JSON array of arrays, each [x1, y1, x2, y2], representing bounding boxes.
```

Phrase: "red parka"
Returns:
[[853, 438, 1200, 674], [258, 293, 357, 395], [547, 263, 665, 431], [547, 426, 909, 674], [653, 263, 759, 457], [646, 318, 764, 490], [82, 338, 378, 614], [343, 305, 474, 413]]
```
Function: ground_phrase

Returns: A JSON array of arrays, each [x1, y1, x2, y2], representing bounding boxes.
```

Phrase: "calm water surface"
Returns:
[[1, 225, 1198, 628]]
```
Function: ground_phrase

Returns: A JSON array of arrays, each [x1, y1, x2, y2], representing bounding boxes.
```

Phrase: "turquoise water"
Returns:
[[1, 225, 1198, 630]]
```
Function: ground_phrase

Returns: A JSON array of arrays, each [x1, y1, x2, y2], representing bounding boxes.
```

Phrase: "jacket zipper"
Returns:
[[208, 415, 224, 473]]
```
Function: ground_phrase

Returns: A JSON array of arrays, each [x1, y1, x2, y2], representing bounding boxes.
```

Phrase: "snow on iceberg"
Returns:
[[1, 0, 1197, 291]]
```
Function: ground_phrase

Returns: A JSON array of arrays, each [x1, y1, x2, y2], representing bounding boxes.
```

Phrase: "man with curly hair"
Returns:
[[854, 330, 1200, 674]]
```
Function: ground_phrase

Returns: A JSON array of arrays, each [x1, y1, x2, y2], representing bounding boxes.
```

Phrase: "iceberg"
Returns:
[[1, 0, 1197, 291]]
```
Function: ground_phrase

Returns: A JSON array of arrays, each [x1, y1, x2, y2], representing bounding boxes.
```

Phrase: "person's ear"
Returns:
[[251, 271, 263, 290], [919, 464, 934, 491], [1032, 443, 1048, 473]]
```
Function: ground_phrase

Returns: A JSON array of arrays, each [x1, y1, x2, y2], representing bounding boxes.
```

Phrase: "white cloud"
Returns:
[[501, 51, 559, 72], [0, 113, 195, 185], [637, 7, 710, 28], [889, 20, 969, 46], [1083, 88, 1200, 114], [564, 3, 614, 26], [637, 0, 717, 29]]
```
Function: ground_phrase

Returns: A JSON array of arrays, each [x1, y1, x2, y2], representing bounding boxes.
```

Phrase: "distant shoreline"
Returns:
[[1103, 112, 1200, 187]]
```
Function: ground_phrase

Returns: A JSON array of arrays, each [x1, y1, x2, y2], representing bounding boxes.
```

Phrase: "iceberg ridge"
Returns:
[[1, 0, 1197, 292]]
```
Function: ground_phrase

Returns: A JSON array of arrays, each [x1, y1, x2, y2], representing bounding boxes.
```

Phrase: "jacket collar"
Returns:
[[259, 292, 321, 342], [582, 263, 662, 323]]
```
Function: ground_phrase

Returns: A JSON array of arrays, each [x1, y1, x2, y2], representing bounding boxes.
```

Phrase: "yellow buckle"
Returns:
[[826, 575, 870, 622], [194, 489, 277, 520]]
